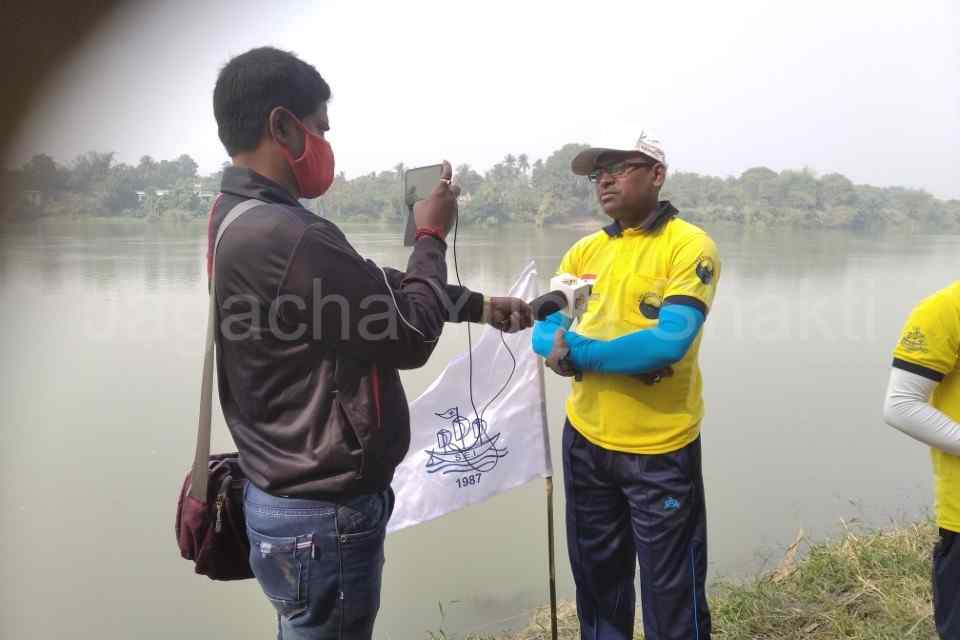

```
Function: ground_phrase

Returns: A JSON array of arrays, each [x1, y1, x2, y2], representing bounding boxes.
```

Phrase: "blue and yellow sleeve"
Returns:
[[564, 304, 705, 375], [532, 312, 573, 358]]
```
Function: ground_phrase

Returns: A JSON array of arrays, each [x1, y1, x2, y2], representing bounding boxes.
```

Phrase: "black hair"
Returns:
[[213, 47, 331, 156]]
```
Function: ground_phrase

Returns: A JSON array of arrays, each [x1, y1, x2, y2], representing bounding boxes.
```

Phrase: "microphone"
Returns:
[[530, 274, 594, 322], [530, 290, 568, 321]]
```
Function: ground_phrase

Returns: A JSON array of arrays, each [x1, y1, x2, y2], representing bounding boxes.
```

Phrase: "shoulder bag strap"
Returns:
[[188, 198, 264, 501]]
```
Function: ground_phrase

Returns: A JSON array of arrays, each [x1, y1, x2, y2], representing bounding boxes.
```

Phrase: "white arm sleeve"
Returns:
[[883, 367, 960, 455]]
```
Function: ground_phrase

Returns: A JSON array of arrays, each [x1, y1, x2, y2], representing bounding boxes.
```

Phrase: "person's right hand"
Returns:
[[413, 160, 461, 239], [485, 297, 534, 333]]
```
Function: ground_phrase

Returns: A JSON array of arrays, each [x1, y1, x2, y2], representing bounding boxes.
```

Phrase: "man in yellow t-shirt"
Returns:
[[883, 282, 960, 639], [533, 134, 719, 640]]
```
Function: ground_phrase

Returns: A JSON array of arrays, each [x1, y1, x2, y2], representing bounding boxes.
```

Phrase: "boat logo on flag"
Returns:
[[425, 407, 509, 476]]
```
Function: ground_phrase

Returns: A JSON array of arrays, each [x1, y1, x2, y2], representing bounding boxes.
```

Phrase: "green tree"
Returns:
[[818, 173, 856, 208], [174, 154, 199, 179], [463, 154, 538, 225], [739, 166, 779, 207], [136, 155, 157, 189], [517, 153, 530, 175], [530, 143, 594, 222], [777, 169, 818, 210], [69, 151, 115, 193], [100, 163, 140, 214], [455, 164, 484, 195], [21, 154, 65, 192]]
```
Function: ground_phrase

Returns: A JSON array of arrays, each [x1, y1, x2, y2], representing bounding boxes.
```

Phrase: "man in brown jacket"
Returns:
[[209, 46, 532, 639]]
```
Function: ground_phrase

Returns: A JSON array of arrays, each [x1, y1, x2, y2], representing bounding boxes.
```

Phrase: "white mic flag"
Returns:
[[388, 260, 552, 533]]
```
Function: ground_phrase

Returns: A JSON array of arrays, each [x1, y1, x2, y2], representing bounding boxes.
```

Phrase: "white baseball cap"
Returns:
[[571, 132, 667, 176]]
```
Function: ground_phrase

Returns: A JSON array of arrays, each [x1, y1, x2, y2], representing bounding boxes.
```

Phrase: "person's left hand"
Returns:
[[635, 365, 674, 385], [485, 297, 533, 333], [545, 329, 580, 379]]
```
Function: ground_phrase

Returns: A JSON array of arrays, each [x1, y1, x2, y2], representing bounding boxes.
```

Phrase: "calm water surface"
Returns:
[[1, 219, 956, 638]]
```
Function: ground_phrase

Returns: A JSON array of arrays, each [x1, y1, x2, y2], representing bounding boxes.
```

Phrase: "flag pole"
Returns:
[[545, 476, 559, 640], [537, 357, 559, 640]]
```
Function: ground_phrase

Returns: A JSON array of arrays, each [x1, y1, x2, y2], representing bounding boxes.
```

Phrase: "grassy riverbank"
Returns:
[[463, 521, 938, 640]]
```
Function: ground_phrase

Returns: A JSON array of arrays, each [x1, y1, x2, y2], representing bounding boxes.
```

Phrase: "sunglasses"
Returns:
[[587, 160, 655, 183]]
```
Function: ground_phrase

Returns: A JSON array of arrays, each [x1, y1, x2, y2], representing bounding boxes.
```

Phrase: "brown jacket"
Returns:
[[209, 167, 482, 497]]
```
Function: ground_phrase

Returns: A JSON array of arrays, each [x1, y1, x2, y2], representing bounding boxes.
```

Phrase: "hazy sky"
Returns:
[[7, 0, 960, 198]]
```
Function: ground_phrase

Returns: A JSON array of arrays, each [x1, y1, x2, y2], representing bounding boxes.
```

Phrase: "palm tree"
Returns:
[[518, 153, 530, 176]]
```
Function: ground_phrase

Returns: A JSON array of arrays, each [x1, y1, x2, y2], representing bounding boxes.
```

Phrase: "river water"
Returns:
[[0, 219, 955, 638]]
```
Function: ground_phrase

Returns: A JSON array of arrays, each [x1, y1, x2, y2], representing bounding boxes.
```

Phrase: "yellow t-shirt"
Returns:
[[557, 216, 720, 454], [892, 282, 960, 533]]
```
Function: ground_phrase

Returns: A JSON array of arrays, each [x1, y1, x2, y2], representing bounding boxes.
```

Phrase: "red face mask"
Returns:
[[279, 113, 335, 198]]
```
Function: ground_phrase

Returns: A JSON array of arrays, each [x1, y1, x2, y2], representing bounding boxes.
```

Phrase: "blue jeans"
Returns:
[[243, 482, 394, 640]]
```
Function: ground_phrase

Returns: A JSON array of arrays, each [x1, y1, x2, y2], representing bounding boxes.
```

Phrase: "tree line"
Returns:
[[4, 145, 959, 231], [1, 151, 218, 221]]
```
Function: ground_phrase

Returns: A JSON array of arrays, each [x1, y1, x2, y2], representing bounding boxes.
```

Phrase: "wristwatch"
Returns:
[[556, 349, 582, 382]]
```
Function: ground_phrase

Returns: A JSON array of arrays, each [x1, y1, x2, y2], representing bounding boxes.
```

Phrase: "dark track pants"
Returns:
[[935, 528, 960, 639], [562, 420, 711, 640]]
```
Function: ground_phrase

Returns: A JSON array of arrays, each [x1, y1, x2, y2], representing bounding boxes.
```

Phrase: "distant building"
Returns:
[[193, 182, 214, 201], [136, 189, 175, 203]]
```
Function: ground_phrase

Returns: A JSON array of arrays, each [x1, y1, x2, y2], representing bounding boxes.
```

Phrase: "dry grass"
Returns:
[[458, 520, 939, 640]]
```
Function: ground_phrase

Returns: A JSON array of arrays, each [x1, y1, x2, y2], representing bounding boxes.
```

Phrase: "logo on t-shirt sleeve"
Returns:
[[900, 327, 928, 353], [696, 255, 715, 285], [639, 291, 663, 319]]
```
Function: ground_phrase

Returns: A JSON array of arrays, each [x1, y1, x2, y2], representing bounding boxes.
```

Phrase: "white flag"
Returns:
[[388, 260, 552, 533]]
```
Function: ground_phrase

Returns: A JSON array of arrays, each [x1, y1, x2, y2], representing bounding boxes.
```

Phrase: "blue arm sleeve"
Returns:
[[532, 311, 573, 358], [564, 304, 705, 375]]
